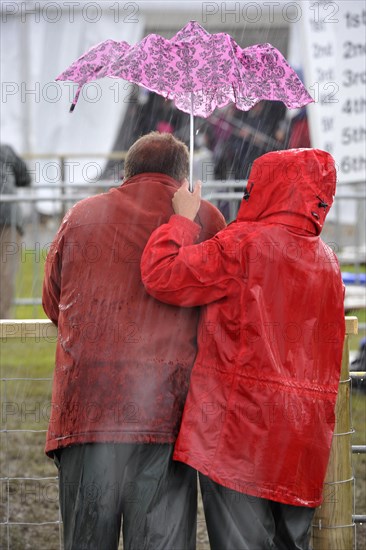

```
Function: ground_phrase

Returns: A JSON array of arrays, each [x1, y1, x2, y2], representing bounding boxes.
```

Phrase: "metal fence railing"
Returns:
[[2, 173, 366, 314]]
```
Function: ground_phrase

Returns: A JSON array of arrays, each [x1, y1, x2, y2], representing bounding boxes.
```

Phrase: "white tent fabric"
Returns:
[[1, 3, 145, 212]]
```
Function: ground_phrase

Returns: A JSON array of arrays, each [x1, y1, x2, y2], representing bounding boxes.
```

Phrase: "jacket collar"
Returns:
[[122, 172, 181, 190]]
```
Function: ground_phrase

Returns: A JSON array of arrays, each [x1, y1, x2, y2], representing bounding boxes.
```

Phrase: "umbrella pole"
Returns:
[[189, 93, 194, 192]]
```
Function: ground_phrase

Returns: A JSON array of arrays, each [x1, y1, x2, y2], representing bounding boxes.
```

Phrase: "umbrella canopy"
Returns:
[[57, 21, 313, 185], [58, 38, 131, 109]]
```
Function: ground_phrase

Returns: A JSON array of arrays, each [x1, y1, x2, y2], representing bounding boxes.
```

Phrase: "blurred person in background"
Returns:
[[211, 101, 286, 181], [42, 132, 225, 550], [287, 107, 311, 149], [350, 337, 366, 391], [0, 144, 31, 318]]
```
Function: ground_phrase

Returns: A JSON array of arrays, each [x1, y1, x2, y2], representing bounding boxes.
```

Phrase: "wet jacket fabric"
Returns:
[[43, 173, 225, 456], [141, 149, 345, 508]]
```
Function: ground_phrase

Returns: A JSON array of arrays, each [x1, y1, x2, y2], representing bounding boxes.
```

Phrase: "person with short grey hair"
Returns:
[[43, 132, 225, 550]]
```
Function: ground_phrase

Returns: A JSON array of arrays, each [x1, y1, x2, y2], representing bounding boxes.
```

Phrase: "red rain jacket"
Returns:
[[141, 150, 345, 507], [43, 173, 225, 456]]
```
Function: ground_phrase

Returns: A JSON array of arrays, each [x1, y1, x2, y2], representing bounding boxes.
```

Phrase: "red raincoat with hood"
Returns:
[[141, 149, 345, 508]]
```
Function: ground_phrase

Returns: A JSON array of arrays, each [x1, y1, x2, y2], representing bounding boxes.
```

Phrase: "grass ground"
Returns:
[[0, 250, 365, 549]]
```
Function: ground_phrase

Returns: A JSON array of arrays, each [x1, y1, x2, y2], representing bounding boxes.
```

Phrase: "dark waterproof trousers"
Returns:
[[55, 443, 197, 550], [199, 474, 315, 550]]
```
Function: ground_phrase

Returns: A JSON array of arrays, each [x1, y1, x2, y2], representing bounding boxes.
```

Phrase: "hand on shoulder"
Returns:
[[172, 179, 202, 221]]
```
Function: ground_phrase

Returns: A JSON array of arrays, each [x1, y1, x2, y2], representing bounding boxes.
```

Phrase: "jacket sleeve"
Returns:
[[195, 199, 226, 242], [141, 214, 232, 307], [42, 230, 64, 326]]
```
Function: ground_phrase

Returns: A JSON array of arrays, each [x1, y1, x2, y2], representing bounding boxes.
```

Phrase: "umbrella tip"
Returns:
[[69, 103, 75, 113]]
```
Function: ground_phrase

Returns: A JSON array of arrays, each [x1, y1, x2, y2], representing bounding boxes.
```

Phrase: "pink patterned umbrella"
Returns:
[[57, 21, 313, 186]]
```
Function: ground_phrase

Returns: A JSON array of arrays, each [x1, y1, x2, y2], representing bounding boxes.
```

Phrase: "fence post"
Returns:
[[312, 316, 358, 550]]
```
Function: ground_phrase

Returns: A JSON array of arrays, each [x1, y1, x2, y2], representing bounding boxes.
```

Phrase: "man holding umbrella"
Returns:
[[42, 132, 225, 550], [141, 148, 345, 549]]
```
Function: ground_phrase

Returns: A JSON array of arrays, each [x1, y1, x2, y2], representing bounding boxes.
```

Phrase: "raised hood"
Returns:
[[237, 148, 336, 235]]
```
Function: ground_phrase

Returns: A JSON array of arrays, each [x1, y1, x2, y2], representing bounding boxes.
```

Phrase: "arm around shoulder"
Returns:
[[141, 215, 229, 307]]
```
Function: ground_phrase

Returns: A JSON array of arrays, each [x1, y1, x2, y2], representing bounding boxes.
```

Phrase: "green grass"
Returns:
[[1, 339, 56, 374], [13, 247, 47, 319], [0, 249, 59, 548], [341, 264, 366, 274]]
